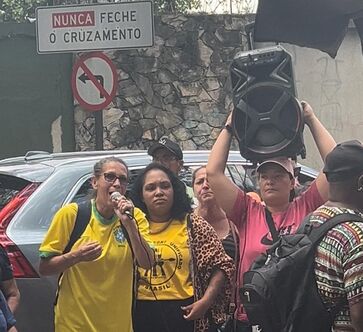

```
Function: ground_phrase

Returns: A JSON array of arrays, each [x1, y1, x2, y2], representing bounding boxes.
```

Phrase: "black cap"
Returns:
[[147, 136, 183, 160], [323, 140, 363, 182]]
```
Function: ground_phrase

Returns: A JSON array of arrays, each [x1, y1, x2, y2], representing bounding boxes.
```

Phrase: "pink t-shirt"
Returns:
[[229, 182, 324, 321]]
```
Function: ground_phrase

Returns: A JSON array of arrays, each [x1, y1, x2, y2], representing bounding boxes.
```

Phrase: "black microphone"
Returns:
[[110, 192, 133, 219]]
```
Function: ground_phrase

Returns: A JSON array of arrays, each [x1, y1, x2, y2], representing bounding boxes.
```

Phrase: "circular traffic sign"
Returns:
[[71, 52, 117, 111]]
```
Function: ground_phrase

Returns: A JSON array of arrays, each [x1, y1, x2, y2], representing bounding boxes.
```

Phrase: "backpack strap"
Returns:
[[54, 200, 92, 306], [308, 212, 363, 244], [295, 212, 314, 234], [265, 208, 279, 243], [63, 200, 92, 254], [227, 219, 239, 331]]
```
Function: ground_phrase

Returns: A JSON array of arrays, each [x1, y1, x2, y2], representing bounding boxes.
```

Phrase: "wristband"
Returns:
[[224, 124, 233, 135]]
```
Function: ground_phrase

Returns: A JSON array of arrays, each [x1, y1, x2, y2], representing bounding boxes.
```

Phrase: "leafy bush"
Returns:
[[0, 0, 253, 22], [154, 0, 200, 14], [0, 0, 48, 22]]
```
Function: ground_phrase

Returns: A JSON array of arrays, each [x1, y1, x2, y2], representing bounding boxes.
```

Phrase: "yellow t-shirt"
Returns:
[[137, 216, 193, 300], [39, 201, 150, 332]]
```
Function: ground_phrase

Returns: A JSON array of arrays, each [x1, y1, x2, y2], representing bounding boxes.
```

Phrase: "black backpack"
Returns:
[[240, 212, 363, 332]]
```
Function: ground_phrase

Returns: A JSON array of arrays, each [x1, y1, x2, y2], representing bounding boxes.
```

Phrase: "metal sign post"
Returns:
[[94, 110, 104, 150]]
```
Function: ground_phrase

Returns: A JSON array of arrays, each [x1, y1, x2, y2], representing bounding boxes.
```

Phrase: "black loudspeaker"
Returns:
[[230, 45, 306, 162]]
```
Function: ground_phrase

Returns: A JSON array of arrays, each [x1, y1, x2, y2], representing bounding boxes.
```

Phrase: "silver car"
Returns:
[[0, 150, 317, 331]]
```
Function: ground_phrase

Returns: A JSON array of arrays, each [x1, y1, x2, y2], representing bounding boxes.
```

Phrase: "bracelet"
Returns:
[[224, 124, 233, 135]]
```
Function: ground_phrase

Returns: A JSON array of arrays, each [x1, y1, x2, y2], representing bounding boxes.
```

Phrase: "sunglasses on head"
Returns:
[[153, 154, 178, 162], [103, 172, 128, 185]]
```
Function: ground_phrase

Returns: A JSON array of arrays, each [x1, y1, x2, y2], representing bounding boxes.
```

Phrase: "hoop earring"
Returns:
[[358, 186, 363, 192]]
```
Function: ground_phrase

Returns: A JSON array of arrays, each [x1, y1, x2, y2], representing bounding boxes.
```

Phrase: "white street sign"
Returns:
[[36, 1, 154, 54]]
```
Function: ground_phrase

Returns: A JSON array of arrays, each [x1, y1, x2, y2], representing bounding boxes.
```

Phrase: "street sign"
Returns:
[[71, 52, 117, 111], [36, 1, 154, 54]]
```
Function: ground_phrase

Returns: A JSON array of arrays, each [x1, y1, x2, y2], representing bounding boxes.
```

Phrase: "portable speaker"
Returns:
[[230, 45, 306, 162]]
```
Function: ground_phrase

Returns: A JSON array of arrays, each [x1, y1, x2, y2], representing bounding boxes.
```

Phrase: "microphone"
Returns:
[[110, 192, 133, 219]]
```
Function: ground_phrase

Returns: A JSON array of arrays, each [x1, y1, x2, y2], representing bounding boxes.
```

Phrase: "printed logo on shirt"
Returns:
[[141, 241, 183, 292], [113, 226, 127, 245], [260, 225, 294, 245]]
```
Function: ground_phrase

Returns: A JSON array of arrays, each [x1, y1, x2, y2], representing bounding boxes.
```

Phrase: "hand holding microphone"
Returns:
[[111, 192, 134, 220]]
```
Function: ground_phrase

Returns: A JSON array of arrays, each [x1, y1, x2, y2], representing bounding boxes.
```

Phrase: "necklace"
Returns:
[[195, 208, 230, 238], [149, 219, 173, 235]]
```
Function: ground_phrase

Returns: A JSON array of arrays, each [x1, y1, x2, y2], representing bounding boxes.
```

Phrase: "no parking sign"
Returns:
[[71, 52, 117, 111]]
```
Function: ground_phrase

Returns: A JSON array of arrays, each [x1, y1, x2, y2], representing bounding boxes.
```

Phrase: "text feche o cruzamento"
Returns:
[[49, 10, 143, 44]]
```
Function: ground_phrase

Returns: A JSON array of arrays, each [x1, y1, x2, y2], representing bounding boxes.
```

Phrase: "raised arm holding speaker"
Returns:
[[206, 101, 336, 331]]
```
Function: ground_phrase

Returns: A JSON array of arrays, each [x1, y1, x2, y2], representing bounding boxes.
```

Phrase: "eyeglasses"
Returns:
[[153, 154, 178, 163], [103, 172, 128, 185]]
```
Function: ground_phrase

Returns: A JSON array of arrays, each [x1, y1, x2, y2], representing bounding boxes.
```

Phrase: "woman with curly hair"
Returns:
[[130, 162, 234, 332]]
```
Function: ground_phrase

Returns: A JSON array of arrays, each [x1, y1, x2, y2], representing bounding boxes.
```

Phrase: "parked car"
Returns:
[[0, 150, 317, 331]]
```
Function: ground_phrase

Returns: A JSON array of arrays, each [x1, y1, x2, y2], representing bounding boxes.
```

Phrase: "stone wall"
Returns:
[[75, 14, 252, 151], [75, 14, 363, 171]]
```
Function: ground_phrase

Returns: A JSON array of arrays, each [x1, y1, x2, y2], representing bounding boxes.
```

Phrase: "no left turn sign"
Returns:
[[71, 52, 117, 111]]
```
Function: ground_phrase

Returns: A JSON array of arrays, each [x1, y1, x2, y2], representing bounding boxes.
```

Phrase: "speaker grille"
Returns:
[[229, 46, 305, 161], [232, 83, 304, 161]]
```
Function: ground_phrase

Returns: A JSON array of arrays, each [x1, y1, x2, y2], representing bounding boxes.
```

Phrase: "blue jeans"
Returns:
[[0, 291, 15, 332]]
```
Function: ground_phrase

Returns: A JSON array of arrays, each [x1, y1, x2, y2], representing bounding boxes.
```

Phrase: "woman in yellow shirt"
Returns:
[[130, 162, 234, 332], [39, 157, 154, 332]]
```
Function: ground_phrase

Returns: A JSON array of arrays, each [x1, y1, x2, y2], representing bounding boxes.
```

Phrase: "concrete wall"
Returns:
[[285, 27, 363, 170], [75, 14, 250, 152], [0, 23, 75, 159]]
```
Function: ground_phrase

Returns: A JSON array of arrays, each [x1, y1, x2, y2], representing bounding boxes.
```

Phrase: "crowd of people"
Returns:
[[1, 101, 362, 332]]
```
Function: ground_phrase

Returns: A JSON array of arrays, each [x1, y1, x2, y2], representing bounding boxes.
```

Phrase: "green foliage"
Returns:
[[153, 0, 200, 14], [0, 0, 48, 22], [0, 0, 208, 23]]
